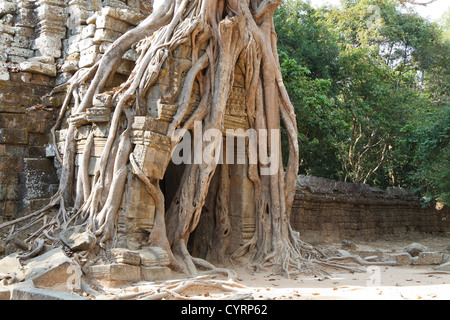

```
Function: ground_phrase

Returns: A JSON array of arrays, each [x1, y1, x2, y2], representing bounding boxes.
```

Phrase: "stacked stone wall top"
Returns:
[[0, 0, 152, 224], [291, 175, 450, 243]]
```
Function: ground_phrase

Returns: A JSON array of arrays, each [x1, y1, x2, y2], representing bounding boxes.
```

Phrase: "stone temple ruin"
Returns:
[[0, 0, 261, 289], [0, 0, 449, 298]]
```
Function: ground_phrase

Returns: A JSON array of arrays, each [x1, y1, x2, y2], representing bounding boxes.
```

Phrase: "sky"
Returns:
[[309, 0, 450, 22]]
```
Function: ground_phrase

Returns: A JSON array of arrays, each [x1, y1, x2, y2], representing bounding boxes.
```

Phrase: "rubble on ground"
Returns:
[[0, 245, 172, 300]]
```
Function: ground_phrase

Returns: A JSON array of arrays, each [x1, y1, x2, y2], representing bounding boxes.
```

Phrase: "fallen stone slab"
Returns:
[[59, 225, 96, 252], [357, 250, 383, 261], [90, 263, 141, 288], [11, 287, 89, 300], [404, 243, 428, 257], [393, 253, 412, 266], [433, 261, 450, 272], [19, 61, 56, 77], [141, 267, 171, 282], [0, 287, 10, 300], [414, 252, 443, 265], [0, 253, 24, 281], [23, 248, 81, 292]]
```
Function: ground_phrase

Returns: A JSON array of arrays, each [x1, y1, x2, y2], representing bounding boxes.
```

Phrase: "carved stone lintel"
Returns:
[[131, 128, 172, 180], [93, 92, 112, 108], [86, 106, 110, 122], [157, 100, 177, 123], [68, 112, 88, 127]]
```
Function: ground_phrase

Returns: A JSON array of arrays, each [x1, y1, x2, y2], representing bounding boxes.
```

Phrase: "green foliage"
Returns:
[[279, 51, 342, 178], [275, 0, 449, 204]]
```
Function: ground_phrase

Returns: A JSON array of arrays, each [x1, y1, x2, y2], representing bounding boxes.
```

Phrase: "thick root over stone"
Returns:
[[0, 0, 358, 279]]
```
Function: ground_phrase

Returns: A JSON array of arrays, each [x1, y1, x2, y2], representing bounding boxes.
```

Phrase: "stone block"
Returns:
[[141, 267, 171, 282], [0, 33, 13, 46], [101, 7, 146, 26], [99, 41, 112, 54], [0, 1, 16, 17], [131, 143, 171, 180], [90, 263, 141, 286], [123, 49, 138, 62], [0, 200, 16, 220], [0, 113, 26, 129], [78, 38, 95, 51], [0, 145, 25, 157], [0, 173, 20, 201], [404, 243, 428, 257], [0, 128, 28, 144], [93, 93, 112, 107], [86, 107, 111, 123], [0, 288, 10, 300], [415, 252, 443, 265], [59, 225, 96, 252], [33, 36, 63, 58], [14, 26, 34, 38], [87, 156, 101, 176], [81, 24, 96, 40], [26, 118, 47, 134], [394, 253, 412, 266], [67, 6, 91, 27], [64, 34, 81, 55], [139, 247, 170, 267], [11, 287, 89, 300], [35, 2, 66, 24], [0, 253, 22, 278], [79, 45, 99, 68], [96, 14, 131, 33], [93, 28, 122, 44], [24, 248, 80, 292], [23, 159, 58, 200], [111, 248, 141, 266], [0, 24, 15, 36], [12, 34, 31, 48], [0, 67, 9, 82], [116, 59, 134, 76], [19, 61, 56, 77], [7, 46, 34, 58]]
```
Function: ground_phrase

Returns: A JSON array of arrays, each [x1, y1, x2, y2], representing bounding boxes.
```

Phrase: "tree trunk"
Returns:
[[1, 0, 330, 278]]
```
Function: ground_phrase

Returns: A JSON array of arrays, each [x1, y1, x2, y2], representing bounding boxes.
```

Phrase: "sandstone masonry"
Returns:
[[291, 175, 450, 243], [0, 0, 448, 255]]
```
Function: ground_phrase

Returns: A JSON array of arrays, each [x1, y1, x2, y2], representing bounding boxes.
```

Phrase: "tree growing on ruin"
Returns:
[[0, 0, 336, 278]]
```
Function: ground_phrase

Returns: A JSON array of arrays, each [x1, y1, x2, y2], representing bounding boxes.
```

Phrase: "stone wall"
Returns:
[[291, 175, 450, 243], [1, 0, 448, 247], [0, 0, 152, 224]]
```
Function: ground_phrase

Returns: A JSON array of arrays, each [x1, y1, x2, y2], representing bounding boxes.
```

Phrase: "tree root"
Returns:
[[0, 0, 365, 283], [108, 275, 250, 300]]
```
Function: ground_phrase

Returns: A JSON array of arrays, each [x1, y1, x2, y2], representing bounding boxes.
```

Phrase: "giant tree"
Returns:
[[0, 0, 334, 278]]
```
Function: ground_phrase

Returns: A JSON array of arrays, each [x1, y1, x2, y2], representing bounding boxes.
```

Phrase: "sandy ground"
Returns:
[[228, 264, 450, 300], [158, 236, 450, 300], [4, 236, 449, 300]]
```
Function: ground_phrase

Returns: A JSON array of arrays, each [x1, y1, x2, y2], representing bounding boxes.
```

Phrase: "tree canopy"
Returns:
[[275, 0, 449, 205]]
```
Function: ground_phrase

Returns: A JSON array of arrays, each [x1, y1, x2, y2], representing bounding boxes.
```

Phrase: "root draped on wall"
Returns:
[[1, 0, 345, 278]]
